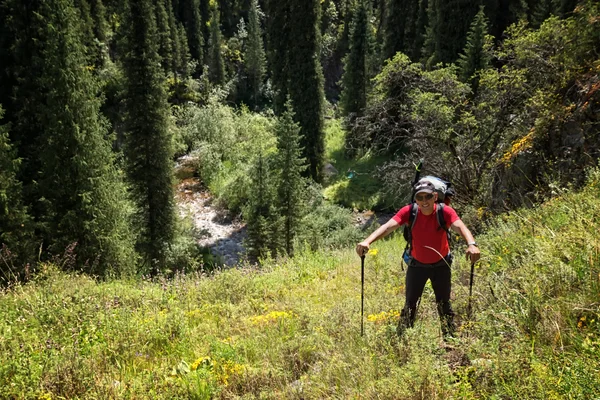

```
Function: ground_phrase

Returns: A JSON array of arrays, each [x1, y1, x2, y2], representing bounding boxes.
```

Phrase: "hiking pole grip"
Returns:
[[361, 255, 365, 336], [467, 261, 475, 319]]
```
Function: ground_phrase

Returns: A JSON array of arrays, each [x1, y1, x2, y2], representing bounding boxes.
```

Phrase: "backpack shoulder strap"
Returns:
[[436, 203, 452, 243], [409, 202, 419, 231]]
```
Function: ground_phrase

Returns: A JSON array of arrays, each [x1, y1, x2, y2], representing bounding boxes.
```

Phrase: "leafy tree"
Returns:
[[287, 0, 326, 182], [244, 0, 266, 109], [457, 6, 492, 92], [340, 0, 374, 118], [209, 2, 226, 85], [122, 0, 176, 274], [274, 100, 307, 256]]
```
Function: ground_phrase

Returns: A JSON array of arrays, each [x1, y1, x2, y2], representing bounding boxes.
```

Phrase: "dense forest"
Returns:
[[0, 0, 598, 278]]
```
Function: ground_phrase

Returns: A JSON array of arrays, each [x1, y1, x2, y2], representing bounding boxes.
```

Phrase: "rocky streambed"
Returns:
[[175, 156, 247, 266]]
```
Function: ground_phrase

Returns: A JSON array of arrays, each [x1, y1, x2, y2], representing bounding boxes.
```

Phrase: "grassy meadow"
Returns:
[[1, 170, 600, 399]]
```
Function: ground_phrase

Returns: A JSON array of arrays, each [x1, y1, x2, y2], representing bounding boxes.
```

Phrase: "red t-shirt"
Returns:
[[393, 204, 460, 264]]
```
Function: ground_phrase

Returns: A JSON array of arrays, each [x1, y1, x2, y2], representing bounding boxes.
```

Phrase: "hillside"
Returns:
[[1, 170, 598, 399]]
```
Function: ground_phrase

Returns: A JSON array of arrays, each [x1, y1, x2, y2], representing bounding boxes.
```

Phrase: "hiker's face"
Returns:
[[416, 191, 437, 213]]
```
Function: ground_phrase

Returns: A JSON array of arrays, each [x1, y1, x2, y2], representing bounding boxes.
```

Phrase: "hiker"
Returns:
[[355, 179, 480, 338]]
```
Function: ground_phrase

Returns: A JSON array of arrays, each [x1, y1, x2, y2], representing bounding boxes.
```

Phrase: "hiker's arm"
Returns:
[[450, 220, 481, 263], [356, 218, 401, 257]]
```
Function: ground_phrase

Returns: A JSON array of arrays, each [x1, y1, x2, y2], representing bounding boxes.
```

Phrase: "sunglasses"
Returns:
[[415, 193, 434, 201]]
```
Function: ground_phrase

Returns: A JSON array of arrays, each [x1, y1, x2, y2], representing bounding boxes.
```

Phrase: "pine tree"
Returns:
[[208, 2, 226, 85], [3, 0, 136, 274], [274, 100, 307, 256], [457, 6, 491, 92], [122, 0, 176, 274], [340, 0, 373, 117], [287, 0, 326, 182], [245, 152, 278, 261], [244, 0, 266, 109]]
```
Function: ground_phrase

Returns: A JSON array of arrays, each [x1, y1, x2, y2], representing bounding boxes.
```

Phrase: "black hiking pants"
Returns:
[[398, 256, 456, 338]]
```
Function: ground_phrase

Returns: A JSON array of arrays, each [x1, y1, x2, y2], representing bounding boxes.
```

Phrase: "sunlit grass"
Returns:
[[1, 170, 599, 398]]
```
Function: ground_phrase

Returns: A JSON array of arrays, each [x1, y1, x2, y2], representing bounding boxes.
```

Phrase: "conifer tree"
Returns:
[[209, 2, 226, 85], [156, 0, 174, 74], [274, 100, 307, 256], [382, 0, 409, 61], [423, 0, 478, 66], [199, 0, 211, 65], [244, 0, 266, 109], [264, 0, 290, 113], [457, 6, 491, 92], [245, 152, 278, 261], [122, 0, 176, 274], [3, 0, 136, 274], [287, 0, 326, 182], [183, 0, 204, 69], [0, 105, 32, 268], [340, 0, 373, 118]]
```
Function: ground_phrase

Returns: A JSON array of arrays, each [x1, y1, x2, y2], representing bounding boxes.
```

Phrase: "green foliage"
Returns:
[[122, 0, 176, 274], [183, 0, 204, 71]]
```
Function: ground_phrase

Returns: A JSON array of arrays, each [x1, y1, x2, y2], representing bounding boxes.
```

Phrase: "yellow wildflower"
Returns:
[[368, 248, 379, 256]]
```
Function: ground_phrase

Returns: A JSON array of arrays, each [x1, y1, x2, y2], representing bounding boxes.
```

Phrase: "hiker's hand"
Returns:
[[356, 242, 370, 257], [466, 244, 480, 264]]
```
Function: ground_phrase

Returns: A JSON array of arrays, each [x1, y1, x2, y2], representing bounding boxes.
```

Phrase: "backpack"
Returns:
[[402, 176, 454, 266]]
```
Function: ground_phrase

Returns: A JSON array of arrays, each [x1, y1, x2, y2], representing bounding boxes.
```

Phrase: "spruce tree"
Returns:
[[182, 0, 204, 70], [245, 152, 278, 261], [208, 2, 226, 85], [287, 0, 326, 182], [122, 0, 176, 274], [156, 0, 174, 74], [199, 0, 211, 65], [3, 0, 136, 274], [0, 105, 32, 270], [264, 0, 290, 113], [340, 0, 372, 118], [423, 0, 479, 66], [382, 0, 409, 61], [244, 0, 266, 109], [274, 100, 307, 256], [457, 6, 491, 92]]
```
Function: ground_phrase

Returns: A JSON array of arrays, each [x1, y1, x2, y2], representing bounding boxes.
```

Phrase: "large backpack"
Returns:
[[402, 176, 454, 266]]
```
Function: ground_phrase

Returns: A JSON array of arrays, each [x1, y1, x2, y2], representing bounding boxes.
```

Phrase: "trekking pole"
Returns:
[[360, 255, 365, 336], [467, 261, 475, 319]]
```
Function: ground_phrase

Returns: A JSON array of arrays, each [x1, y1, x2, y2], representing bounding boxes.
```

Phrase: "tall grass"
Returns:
[[1, 171, 599, 398]]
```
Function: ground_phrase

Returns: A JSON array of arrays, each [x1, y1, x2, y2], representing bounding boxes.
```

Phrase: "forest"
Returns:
[[0, 0, 599, 397]]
